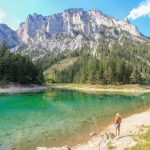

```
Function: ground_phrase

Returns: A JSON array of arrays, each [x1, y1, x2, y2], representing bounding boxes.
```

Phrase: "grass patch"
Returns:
[[44, 57, 78, 83], [126, 128, 150, 150], [47, 83, 150, 95], [48, 83, 148, 90]]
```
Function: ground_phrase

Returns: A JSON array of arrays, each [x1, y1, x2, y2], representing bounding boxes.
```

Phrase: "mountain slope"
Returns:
[[0, 8, 149, 84], [0, 24, 19, 48], [48, 39, 150, 84], [44, 57, 78, 83]]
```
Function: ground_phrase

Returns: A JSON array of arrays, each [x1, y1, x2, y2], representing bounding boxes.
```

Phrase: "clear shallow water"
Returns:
[[0, 89, 150, 150]]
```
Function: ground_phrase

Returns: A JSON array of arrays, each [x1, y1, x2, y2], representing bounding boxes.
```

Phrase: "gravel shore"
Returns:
[[0, 85, 47, 94], [37, 109, 150, 150]]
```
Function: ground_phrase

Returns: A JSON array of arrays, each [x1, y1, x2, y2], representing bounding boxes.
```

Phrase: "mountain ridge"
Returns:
[[0, 24, 19, 48], [0, 8, 149, 53]]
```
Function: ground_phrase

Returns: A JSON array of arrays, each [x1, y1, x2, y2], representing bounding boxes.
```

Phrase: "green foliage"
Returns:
[[50, 38, 150, 85], [0, 44, 44, 84], [126, 143, 150, 150], [126, 128, 150, 150], [33, 51, 66, 71], [130, 68, 142, 84], [33, 47, 91, 72], [29, 36, 150, 85], [54, 55, 134, 84], [43, 57, 78, 83]]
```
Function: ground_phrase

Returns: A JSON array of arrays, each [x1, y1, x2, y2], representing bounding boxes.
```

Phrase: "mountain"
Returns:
[[0, 8, 149, 54], [0, 8, 149, 84], [0, 24, 19, 48], [17, 8, 143, 53]]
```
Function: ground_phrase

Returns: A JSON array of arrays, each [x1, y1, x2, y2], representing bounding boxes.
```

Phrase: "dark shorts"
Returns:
[[115, 123, 120, 129]]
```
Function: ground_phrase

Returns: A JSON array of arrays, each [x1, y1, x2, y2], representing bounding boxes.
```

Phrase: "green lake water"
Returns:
[[0, 89, 150, 150]]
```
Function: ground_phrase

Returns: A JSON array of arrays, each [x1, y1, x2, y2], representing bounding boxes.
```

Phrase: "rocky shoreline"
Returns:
[[0, 85, 47, 94], [1, 84, 150, 94], [37, 109, 150, 150]]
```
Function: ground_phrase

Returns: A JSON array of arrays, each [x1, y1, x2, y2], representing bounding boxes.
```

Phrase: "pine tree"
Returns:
[[130, 68, 141, 84]]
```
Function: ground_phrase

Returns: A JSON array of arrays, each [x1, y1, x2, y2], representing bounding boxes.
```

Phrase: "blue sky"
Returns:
[[0, 0, 150, 36]]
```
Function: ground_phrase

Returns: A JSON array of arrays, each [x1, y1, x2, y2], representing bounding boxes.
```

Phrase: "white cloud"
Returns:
[[128, 0, 150, 20], [0, 10, 6, 23], [9, 18, 20, 30]]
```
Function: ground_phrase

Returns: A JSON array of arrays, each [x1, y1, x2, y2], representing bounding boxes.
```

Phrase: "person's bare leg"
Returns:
[[116, 128, 118, 136], [118, 128, 120, 136], [117, 128, 118, 136]]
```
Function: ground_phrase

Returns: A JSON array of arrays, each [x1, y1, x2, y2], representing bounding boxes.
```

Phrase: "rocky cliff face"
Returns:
[[0, 24, 19, 48], [0, 8, 147, 53], [17, 8, 142, 52]]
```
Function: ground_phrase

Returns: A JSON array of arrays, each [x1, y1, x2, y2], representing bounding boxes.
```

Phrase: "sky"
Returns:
[[0, 0, 150, 36]]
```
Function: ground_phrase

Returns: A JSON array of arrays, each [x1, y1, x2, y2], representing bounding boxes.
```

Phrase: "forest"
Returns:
[[50, 39, 150, 84], [1, 37, 150, 85], [0, 44, 44, 84]]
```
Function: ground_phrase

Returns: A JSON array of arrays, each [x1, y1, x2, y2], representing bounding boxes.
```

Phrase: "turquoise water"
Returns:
[[0, 89, 150, 150]]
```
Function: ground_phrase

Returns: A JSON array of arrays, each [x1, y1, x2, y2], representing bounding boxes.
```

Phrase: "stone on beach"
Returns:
[[37, 146, 71, 150], [89, 132, 97, 136]]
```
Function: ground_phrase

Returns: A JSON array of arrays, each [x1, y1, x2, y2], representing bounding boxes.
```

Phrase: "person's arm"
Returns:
[[120, 117, 122, 123]]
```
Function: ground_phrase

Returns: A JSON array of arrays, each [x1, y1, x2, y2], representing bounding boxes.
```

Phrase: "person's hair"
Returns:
[[116, 113, 120, 117]]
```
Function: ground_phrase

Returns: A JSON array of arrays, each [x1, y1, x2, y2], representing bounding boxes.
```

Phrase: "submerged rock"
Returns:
[[89, 132, 97, 136], [37, 132, 114, 150], [0, 144, 11, 150]]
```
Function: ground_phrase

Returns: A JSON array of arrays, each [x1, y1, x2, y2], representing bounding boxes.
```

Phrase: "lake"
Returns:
[[0, 89, 150, 150]]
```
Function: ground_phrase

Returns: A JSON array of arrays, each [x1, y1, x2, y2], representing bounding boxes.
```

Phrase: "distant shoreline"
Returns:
[[0, 85, 47, 94], [0, 83, 149, 94], [49, 83, 150, 94]]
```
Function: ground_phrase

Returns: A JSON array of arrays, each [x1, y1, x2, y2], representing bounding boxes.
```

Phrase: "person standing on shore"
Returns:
[[114, 113, 122, 136]]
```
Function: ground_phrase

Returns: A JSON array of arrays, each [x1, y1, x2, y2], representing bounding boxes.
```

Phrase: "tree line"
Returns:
[[0, 44, 44, 84], [54, 55, 143, 84], [52, 39, 150, 84]]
